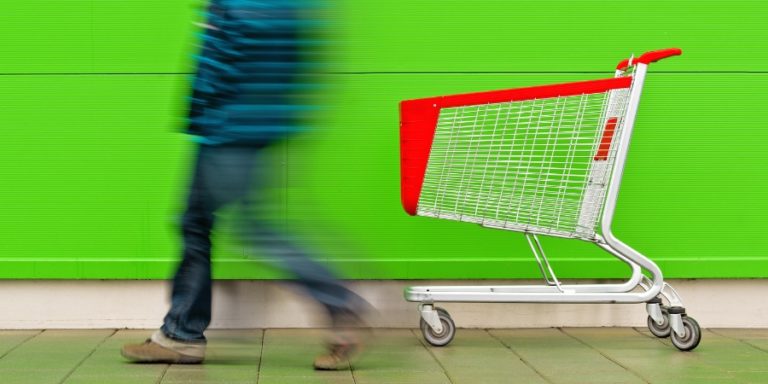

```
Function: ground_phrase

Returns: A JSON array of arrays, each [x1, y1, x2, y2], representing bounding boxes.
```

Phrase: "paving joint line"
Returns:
[[559, 328, 652, 384], [59, 329, 118, 384], [630, 327, 673, 346], [349, 332, 359, 384], [708, 329, 768, 354], [350, 358, 359, 384], [410, 328, 455, 384], [255, 329, 266, 384], [0, 329, 44, 361], [155, 364, 171, 384], [631, 327, 659, 339], [486, 329, 555, 384]]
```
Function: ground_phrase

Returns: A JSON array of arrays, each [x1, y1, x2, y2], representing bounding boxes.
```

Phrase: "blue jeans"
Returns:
[[161, 144, 360, 342]]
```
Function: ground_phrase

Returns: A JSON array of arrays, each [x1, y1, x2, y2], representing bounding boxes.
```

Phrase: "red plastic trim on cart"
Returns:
[[400, 77, 632, 216], [616, 48, 682, 71]]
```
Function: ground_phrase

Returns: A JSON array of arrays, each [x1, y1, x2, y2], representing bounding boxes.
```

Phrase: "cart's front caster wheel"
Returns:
[[647, 308, 671, 338], [671, 316, 701, 351], [420, 307, 456, 347]]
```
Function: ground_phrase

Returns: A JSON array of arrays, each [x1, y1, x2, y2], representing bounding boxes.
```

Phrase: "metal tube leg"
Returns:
[[595, 241, 645, 293]]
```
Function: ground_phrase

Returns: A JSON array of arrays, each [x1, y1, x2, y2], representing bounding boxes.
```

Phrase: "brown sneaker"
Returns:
[[313, 340, 363, 370], [121, 330, 205, 364]]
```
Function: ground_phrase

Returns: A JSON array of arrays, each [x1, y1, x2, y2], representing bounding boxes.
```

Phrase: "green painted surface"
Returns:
[[0, 329, 767, 383], [0, 330, 113, 384], [427, 330, 548, 384], [63, 330, 167, 384], [565, 328, 768, 383], [259, 329, 355, 383], [0, 331, 40, 358], [0, 2, 767, 279], [161, 330, 263, 384], [490, 329, 647, 384]]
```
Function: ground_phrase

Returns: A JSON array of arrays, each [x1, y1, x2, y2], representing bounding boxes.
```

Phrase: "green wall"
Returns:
[[1, 1, 767, 279]]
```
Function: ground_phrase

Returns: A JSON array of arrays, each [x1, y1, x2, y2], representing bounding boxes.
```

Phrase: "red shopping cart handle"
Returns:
[[616, 48, 682, 70]]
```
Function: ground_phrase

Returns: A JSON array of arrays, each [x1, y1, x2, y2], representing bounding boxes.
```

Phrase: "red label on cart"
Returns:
[[594, 117, 618, 161]]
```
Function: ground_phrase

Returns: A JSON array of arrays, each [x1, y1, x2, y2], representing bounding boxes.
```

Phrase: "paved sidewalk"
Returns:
[[0, 328, 767, 383]]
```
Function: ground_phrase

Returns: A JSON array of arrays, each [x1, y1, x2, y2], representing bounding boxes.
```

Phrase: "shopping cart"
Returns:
[[399, 48, 701, 351]]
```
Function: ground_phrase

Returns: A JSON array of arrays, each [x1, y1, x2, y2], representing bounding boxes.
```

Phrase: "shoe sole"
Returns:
[[121, 349, 204, 364]]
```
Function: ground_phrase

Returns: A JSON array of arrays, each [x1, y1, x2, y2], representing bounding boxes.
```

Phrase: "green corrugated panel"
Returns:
[[1, 1, 767, 279], [3, 73, 764, 279], [0, 76, 190, 273], [0, 1, 201, 73], [338, 1, 768, 72], [0, 1, 767, 73]]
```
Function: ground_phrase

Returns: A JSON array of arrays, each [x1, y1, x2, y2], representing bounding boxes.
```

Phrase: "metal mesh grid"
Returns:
[[417, 88, 630, 240]]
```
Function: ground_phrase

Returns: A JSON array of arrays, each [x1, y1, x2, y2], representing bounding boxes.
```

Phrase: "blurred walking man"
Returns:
[[121, 0, 367, 370]]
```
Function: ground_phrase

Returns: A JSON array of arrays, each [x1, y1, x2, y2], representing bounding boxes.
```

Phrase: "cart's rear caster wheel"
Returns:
[[671, 316, 701, 351], [647, 307, 671, 338], [420, 307, 456, 347]]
